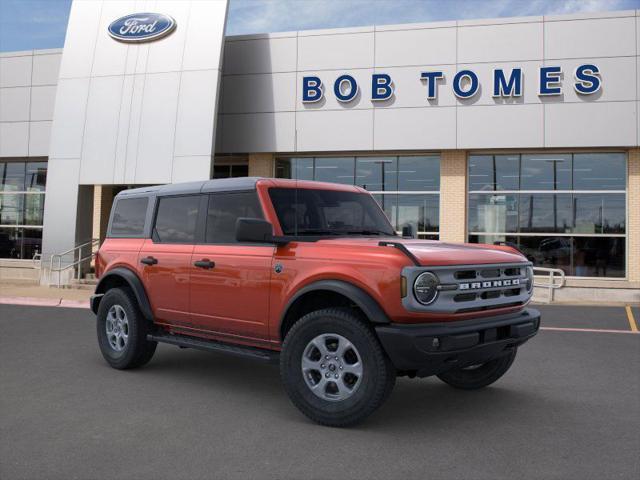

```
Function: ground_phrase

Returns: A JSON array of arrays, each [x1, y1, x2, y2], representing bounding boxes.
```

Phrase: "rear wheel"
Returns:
[[280, 308, 395, 427], [96, 287, 157, 369], [436, 348, 517, 390]]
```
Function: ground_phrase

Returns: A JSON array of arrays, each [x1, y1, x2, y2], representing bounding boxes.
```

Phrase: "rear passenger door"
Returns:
[[138, 194, 202, 327], [189, 191, 274, 344]]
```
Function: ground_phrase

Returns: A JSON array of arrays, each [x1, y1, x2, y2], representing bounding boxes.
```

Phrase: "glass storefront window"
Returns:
[[468, 153, 627, 278], [0, 161, 47, 259], [277, 155, 440, 238]]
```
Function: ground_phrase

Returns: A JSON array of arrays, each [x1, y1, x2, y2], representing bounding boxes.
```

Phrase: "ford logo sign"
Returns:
[[108, 13, 176, 43]]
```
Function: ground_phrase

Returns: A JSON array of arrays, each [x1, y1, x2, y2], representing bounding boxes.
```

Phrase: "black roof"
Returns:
[[116, 177, 262, 198]]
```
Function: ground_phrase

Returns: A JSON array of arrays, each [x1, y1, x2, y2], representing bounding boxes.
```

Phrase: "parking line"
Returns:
[[625, 306, 638, 332], [541, 326, 639, 335]]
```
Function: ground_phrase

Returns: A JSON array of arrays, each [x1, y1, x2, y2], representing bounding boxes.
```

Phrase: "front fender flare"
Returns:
[[93, 267, 153, 320], [281, 279, 391, 327]]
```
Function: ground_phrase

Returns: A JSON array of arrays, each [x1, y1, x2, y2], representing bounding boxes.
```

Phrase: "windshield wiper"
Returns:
[[345, 230, 395, 236], [294, 229, 344, 236]]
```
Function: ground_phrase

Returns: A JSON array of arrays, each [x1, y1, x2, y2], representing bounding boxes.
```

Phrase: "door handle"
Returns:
[[140, 256, 158, 266], [194, 259, 215, 269]]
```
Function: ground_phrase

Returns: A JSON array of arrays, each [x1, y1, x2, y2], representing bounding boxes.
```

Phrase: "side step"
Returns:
[[147, 332, 279, 363]]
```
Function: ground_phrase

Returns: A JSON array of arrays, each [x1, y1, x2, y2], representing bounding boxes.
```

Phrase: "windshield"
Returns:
[[269, 188, 396, 237]]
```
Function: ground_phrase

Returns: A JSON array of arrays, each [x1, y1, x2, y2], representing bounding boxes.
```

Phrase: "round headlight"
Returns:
[[525, 266, 534, 293], [414, 272, 439, 305]]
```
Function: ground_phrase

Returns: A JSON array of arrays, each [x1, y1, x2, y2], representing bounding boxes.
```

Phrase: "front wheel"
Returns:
[[436, 348, 517, 390], [280, 308, 396, 427]]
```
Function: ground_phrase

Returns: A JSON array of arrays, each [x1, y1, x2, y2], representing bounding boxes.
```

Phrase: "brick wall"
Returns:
[[248, 153, 275, 177], [439, 150, 467, 243]]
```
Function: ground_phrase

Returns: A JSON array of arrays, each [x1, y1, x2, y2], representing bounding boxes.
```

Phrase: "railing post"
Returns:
[[548, 270, 554, 303]]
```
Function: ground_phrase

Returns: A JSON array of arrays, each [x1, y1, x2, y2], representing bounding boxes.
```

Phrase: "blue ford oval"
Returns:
[[108, 13, 176, 43]]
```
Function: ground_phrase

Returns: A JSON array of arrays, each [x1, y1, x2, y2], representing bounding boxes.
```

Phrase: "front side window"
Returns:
[[269, 188, 395, 237], [205, 192, 263, 244], [154, 195, 200, 243], [468, 152, 627, 278], [110, 197, 148, 237]]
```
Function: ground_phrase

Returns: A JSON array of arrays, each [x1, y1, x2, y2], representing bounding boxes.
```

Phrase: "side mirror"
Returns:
[[236, 218, 274, 243]]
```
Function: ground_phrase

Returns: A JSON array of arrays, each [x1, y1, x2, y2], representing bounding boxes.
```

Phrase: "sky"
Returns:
[[0, 0, 639, 52]]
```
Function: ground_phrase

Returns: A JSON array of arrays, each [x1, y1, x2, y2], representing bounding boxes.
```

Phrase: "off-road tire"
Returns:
[[436, 348, 517, 390], [280, 308, 396, 427], [96, 287, 157, 370]]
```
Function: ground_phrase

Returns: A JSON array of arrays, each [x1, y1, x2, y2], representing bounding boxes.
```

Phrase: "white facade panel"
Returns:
[[223, 37, 297, 75], [182, 0, 228, 71], [0, 87, 30, 122], [123, 74, 146, 184], [222, 72, 296, 114], [298, 32, 374, 71], [221, 112, 295, 153], [48, 78, 90, 159], [57, 0, 101, 79], [145, 1, 190, 74], [30, 86, 57, 121], [374, 106, 456, 150], [174, 69, 220, 157], [296, 110, 373, 152], [375, 27, 456, 67], [458, 22, 543, 62], [32, 53, 62, 86], [134, 72, 180, 183], [91, 1, 132, 77], [0, 56, 32, 87], [457, 104, 544, 149], [296, 69, 373, 111], [544, 17, 636, 59], [544, 102, 637, 147], [0, 122, 29, 157], [80, 75, 123, 183], [171, 155, 212, 183], [28, 121, 52, 156]]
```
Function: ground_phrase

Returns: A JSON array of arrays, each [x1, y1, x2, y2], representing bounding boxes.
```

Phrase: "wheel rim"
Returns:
[[105, 305, 129, 352], [301, 333, 363, 402]]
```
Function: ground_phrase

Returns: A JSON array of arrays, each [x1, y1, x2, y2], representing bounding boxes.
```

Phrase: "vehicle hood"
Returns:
[[315, 237, 527, 266]]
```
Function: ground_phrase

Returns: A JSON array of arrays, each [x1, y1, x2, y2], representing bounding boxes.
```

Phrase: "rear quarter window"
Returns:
[[109, 197, 148, 237]]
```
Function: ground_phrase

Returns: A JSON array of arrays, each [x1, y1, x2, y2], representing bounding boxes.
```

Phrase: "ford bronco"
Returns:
[[91, 177, 539, 426]]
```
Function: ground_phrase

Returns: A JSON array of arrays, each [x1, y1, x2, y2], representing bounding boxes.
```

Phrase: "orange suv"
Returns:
[[91, 177, 539, 426]]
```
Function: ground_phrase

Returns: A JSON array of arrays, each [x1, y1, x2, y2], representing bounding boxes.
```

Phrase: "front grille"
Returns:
[[402, 262, 532, 314]]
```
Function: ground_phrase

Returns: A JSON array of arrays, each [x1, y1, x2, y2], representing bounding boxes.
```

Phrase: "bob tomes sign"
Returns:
[[302, 64, 601, 103], [108, 13, 176, 43]]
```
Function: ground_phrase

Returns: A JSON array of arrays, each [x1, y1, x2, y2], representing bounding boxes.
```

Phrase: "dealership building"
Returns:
[[0, 0, 638, 302]]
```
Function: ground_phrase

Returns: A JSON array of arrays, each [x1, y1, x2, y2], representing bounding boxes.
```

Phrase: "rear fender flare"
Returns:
[[93, 267, 153, 320]]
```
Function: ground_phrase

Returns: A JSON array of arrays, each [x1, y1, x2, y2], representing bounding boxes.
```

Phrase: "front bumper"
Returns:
[[375, 308, 540, 377]]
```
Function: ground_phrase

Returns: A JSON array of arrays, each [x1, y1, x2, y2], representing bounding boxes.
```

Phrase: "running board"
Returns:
[[147, 332, 279, 363]]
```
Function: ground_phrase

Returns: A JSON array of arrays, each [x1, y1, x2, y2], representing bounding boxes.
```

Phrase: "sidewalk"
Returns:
[[0, 281, 91, 309]]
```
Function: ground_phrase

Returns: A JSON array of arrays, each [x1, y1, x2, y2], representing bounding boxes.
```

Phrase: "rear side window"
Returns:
[[154, 195, 200, 243], [205, 192, 263, 243], [110, 197, 148, 237]]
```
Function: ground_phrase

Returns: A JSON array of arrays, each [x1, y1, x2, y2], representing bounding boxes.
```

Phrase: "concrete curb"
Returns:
[[0, 297, 89, 309]]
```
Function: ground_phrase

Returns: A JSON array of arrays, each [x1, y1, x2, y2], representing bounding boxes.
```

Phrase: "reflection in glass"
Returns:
[[519, 194, 572, 233], [573, 236, 625, 277], [468, 155, 519, 191], [356, 157, 397, 191], [398, 156, 440, 191], [372, 194, 397, 230], [521, 154, 571, 190], [25, 162, 47, 191], [24, 194, 45, 226], [0, 193, 24, 225], [574, 194, 625, 234], [468, 194, 518, 233], [573, 153, 625, 190], [1, 163, 26, 192], [314, 157, 355, 185], [397, 195, 439, 234]]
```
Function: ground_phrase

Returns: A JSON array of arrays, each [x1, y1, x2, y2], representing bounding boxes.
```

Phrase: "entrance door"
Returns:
[[138, 194, 201, 326], [189, 191, 273, 343]]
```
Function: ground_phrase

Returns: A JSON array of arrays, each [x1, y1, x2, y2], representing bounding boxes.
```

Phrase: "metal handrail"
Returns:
[[32, 252, 42, 269], [49, 238, 100, 288], [532, 267, 566, 303]]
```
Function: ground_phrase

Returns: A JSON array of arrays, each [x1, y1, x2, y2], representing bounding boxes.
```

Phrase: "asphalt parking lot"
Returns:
[[1, 304, 638, 480]]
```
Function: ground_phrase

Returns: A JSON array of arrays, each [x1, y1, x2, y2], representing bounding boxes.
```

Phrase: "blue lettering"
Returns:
[[371, 73, 394, 101], [453, 70, 479, 99], [539, 66, 562, 96], [420, 71, 444, 99], [334, 74, 358, 102], [302, 76, 323, 103], [493, 68, 523, 97], [574, 64, 601, 94]]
